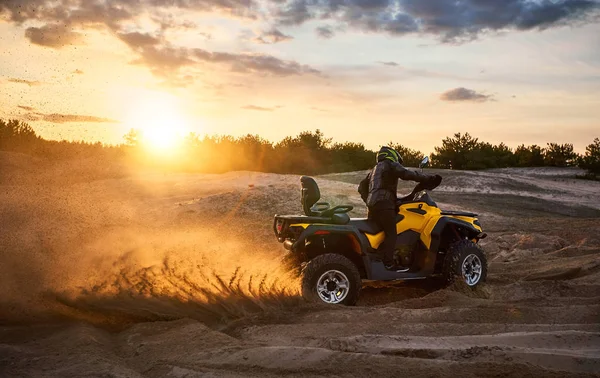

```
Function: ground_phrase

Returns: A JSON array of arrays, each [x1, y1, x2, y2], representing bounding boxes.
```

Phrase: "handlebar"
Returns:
[[398, 174, 442, 203]]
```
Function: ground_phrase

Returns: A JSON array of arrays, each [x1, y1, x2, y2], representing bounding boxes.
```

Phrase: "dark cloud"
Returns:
[[275, 0, 419, 35], [0, 0, 255, 25], [193, 49, 320, 76], [18, 105, 35, 111], [1, 1, 315, 83], [118, 39, 319, 79], [440, 87, 492, 103], [254, 28, 293, 44], [241, 105, 277, 111], [8, 78, 41, 86], [37, 113, 118, 123], [0, 0, 51, 23], [400, 0, 600, 42], [25, 24, 83, 48], [272, 0, 599, 41], [0, 0, 254, 52], [276, 0, 312, 26], [2, 0, 598, 46], [117, 32, 161, 50], [316, 25, 334, 39]]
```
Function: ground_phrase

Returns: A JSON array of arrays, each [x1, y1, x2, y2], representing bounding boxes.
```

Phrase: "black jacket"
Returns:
[[360, 160, 432, 209]]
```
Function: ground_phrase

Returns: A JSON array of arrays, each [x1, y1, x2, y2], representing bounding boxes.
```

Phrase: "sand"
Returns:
[[1, 153, 599, 377]]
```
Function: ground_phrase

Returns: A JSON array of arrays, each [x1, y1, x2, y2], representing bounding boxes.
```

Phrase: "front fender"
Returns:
[[429, 216, 483, 253]]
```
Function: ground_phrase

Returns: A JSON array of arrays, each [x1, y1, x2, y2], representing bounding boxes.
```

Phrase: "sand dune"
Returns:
[[1, 155, 599, 377]]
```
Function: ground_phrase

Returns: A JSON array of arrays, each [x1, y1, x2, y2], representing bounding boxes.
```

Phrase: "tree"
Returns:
[[123, 128, 142, 147], [514, 144, 545, 167], [579, 138, 600, 175], [544, 143, 578, 167], [330, 142, 375, 172], [431, 132, 480, 169], [0, 119, 39, 151], [387, 142, 425, 167], [491, 142, 515, 168], [237, 134, 274, 171], [274, 130, 333, 174]]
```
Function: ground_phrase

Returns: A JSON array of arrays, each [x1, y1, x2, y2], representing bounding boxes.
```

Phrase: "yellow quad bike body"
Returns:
[[273, 171, 488, 306]]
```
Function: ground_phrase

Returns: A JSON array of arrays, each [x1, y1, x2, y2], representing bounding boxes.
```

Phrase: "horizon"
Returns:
[[2, 116, 595, 158], [1, 1, 599, 155]]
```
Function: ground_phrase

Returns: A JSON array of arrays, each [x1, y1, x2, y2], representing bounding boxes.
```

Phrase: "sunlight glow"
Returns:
[[125, 91, 190, 153]]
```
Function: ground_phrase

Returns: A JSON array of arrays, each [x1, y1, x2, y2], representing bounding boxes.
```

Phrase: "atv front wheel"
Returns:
[[301, 254, 361, 306], [442, 240, 488, 287]]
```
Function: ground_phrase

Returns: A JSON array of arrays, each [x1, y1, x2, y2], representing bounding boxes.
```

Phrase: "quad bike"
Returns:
[[273, 157, 488, 305]]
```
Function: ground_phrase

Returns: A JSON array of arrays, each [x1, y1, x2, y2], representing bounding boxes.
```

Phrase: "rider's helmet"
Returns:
[[377, 146, 403, 164]]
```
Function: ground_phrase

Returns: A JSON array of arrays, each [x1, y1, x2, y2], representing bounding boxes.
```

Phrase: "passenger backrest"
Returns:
[[300, 176, 320, 216]]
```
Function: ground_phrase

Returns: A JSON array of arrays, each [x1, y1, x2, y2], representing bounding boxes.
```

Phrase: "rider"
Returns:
[[359, 146, 439, 270]]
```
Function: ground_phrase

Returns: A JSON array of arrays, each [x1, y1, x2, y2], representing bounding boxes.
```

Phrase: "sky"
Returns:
[[0, 0, 599, 154]]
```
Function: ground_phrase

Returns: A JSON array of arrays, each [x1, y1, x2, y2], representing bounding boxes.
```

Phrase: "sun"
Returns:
[[125, 91, 190, 152]]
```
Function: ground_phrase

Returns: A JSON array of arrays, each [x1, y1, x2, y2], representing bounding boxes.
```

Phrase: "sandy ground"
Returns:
[[1, 154, 599, 377]]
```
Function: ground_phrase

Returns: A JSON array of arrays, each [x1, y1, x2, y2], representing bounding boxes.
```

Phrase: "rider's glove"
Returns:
[[426, 174, 442, 188]]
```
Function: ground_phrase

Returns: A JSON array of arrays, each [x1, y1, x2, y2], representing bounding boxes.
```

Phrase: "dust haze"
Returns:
[[0, 153, 302, 327], [1, 152, 600, 377]]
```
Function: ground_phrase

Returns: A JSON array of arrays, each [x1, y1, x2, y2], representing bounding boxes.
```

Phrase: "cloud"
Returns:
[[272, 0, 600, 42], [198, 31, 213, 40], [117, 32, 161, 50], [25, 24, 83, 48], [440, 87, 493, 103], [254, 28, 293, 44], [73, 69, 84, 75], [0, 0, 256, 25], [401, 0, 600, 42], [241, 105, 278, 111], [119, 38, 319, 79], [193, 49, 320, 76], [8, 78, 41, 86], [0, 1, 323, 87], [378, 61, 400, 66], [2, 0, 598, 48], [18, 105, 35, 111], [316, 25, 334, 39], [131, 45, 196, 76], [37, 113, 118, 123]]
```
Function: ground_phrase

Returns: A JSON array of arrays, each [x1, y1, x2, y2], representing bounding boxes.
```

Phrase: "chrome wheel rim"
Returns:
[[316, 270, 350, 304], [462, 254, 483, 286]]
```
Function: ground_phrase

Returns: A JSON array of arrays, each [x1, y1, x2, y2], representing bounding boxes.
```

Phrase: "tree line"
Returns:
[[1, 118, 599, 177]]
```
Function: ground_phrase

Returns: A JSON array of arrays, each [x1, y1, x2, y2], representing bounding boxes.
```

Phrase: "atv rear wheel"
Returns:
[[301, 254, 361, 306], [442, 240, 488, 287]]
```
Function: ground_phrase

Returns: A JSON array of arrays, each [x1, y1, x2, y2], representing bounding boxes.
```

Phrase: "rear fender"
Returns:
[[289, 224, 363, 250], [289, 224, 372, 278]]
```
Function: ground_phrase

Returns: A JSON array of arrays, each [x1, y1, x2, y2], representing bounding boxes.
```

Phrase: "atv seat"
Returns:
[[349, 219, 380, 234], [350, 214, 404, 234], [301, 176, 353, 218], [278, 214, 350, 225]]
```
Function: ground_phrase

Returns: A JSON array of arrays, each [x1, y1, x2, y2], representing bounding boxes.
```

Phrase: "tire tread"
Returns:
[[442, 240, 488, 286], [301, 253, 362, 306]]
